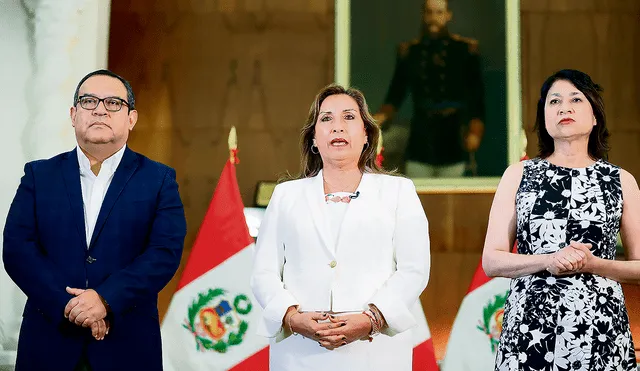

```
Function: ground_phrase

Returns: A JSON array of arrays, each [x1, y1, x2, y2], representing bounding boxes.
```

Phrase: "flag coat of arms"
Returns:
[[440, 260, 510, 371], [161, 128, 269, 370]]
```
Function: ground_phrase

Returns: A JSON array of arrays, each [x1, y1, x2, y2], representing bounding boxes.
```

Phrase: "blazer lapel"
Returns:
[[62, 149, 88, 249], [305, 170, 334, 255], [89, 147, 139, 248]]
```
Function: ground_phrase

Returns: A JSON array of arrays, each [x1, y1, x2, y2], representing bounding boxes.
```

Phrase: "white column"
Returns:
[[0, 0, 32, 360], [23, 0, 112, 160], [0, 0, 111, 365]]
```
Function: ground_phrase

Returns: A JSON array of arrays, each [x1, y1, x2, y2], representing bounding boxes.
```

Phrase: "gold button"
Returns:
[[329, 260, 337, 268]]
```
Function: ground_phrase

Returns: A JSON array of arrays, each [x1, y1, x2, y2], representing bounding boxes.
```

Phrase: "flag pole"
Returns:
[[228, 126, 238, 164], [375, 130, 384, 167]]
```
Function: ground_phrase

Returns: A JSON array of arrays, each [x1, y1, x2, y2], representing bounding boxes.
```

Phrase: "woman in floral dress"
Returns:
[[483, 69, 638, 370]]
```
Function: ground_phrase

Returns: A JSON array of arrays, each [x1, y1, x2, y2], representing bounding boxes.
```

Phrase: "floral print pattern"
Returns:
[[495, 158, 636, 371]]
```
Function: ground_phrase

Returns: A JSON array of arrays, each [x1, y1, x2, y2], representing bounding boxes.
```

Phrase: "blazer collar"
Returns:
[[305, 170, 378, 255], [62, 148, 87, 249], [89, 147, 139, 248], [61, 147, 139, 249]]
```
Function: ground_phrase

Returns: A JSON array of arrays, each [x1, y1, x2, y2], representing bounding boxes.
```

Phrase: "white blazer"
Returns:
[[250, 170, 430, 371]]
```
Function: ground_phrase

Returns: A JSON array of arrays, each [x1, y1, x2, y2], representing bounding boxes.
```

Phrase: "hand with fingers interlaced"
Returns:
[[284, 307, 346, 344], [546, 241, 593, 275], [315, 314, 372, 350], [568, 240, 596, 273]]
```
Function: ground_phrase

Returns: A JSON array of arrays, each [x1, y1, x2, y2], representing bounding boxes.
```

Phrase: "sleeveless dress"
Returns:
[[495, 158, 636, 371]]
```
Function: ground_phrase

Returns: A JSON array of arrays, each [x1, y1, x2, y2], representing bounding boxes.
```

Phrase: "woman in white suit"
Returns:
[[251, 84, 431, 371]]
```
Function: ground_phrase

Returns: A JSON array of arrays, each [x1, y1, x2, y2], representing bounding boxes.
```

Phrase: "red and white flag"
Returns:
[[161, 127, 269, 370], [440, 260, 510, 371]]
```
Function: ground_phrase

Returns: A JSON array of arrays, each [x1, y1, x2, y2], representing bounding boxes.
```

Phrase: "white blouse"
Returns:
[[324, 192, 351, 249]]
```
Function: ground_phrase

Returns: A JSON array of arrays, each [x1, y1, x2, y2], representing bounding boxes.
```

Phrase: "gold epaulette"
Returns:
[[398, 38, 419, 58], [451, 33, 479, 54]]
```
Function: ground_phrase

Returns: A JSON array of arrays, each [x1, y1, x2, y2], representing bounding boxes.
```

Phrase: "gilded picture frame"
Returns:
[[335, 0, 524, 194]]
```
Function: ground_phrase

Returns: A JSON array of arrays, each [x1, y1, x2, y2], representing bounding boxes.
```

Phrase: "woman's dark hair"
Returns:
[[288, 84, 390, 180], [535, 69, 609, 159]]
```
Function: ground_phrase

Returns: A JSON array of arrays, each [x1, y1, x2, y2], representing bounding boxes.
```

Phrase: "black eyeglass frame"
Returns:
[[76, 94, 131, 113]]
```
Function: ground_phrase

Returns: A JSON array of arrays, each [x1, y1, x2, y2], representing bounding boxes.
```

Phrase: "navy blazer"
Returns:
[[3, 147, 187, 371]]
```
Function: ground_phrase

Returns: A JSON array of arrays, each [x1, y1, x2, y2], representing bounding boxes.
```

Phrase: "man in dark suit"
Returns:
[[2, 69, 187, 370], [374, 0, 485, 177]]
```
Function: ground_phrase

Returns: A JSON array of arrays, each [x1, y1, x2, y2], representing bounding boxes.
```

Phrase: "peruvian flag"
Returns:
[[440, 156, 529, 371], [439, 260, 510, 371], [161, 128, 269, 370]]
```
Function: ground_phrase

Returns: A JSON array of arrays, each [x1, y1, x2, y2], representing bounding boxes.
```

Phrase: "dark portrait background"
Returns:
[[350, 0, 507, 177]]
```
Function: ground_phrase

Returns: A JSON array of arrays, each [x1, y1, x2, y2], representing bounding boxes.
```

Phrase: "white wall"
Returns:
[[0, 0, 32, 356], [0, 0, 111, 366]]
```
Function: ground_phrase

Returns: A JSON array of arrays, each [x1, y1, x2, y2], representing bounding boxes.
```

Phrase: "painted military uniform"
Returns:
[[380, 31, 485, 166]]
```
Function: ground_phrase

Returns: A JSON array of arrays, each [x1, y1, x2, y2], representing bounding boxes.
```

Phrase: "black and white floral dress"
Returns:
[[495, 158, 636, 371]]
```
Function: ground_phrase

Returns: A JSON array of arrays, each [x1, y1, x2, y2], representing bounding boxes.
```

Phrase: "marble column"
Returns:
[[22, 0, 112, 159], [0, 1, 31, 361]]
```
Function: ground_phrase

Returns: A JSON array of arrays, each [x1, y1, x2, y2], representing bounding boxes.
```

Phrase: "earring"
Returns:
[[311, 145, 319, 154]]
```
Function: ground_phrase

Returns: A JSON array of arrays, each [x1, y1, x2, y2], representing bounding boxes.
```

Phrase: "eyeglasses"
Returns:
[[76, 95, 130, 112]]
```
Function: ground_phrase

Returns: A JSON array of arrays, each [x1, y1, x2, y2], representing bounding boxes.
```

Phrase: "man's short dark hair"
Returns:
[[73, 69, 136, 110]]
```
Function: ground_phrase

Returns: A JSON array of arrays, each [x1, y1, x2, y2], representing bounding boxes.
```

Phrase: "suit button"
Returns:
[[329, 260, 337, 268], [86, 256, 96, 264]]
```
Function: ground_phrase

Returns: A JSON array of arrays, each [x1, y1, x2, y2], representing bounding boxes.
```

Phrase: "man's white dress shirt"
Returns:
[[77, 144, 126, 247]]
